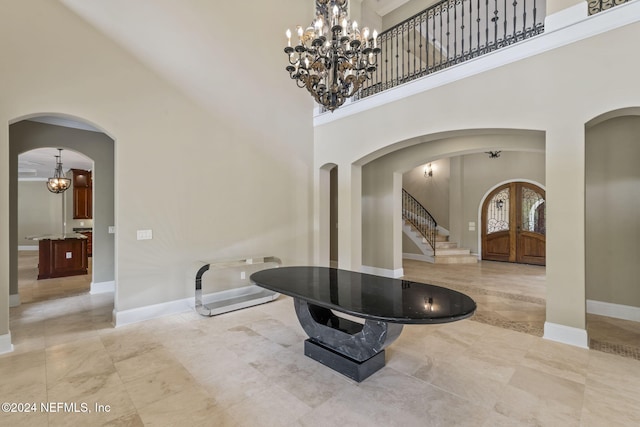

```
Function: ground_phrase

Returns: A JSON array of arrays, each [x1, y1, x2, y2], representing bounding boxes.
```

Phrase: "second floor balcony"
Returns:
[[315, 0, 633, 114]]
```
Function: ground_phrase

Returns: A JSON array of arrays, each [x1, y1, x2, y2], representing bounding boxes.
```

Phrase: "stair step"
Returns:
[[435, 241, 458, 249], [434, 255, 478, 264], [436, 248, 471, 256]]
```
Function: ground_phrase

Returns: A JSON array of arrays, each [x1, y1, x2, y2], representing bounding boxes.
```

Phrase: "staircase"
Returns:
[[402, 189, 477, 264], [432, 232, 478, 264], [403, 220, 477, 264]]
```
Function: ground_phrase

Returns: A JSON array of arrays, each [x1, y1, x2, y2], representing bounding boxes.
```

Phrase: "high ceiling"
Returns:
[[17, 1, 414, 180]]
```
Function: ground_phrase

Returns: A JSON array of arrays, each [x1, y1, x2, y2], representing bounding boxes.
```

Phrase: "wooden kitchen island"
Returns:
[[28, 234, 89, 280]]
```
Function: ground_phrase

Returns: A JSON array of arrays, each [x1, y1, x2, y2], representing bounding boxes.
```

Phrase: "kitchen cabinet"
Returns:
[[37, 236, 88, 279], [81, 231, 92, 257], [72, 169, 92, 219]]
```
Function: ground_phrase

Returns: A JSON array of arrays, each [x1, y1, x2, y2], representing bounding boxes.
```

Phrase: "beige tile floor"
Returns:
[[17, 251, 92, 304], [2, 255, 640, 426]]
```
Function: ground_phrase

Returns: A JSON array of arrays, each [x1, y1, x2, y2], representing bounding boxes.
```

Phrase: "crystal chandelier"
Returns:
[[46, 148, 71, 194], [284, 0, 380, 112]]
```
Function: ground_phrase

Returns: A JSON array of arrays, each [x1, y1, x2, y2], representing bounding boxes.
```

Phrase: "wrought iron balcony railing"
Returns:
[[588, 0, 631, 14], [355, 0, 546, 101]]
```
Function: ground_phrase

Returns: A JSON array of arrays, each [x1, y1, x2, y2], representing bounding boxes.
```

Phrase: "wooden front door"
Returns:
[[481, 182, 546, 265]]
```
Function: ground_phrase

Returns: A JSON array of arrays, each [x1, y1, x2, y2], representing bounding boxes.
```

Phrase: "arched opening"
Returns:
[[8, 115, 115, 314], [17, 147, 94, 303], [585, 110, 640, 354]]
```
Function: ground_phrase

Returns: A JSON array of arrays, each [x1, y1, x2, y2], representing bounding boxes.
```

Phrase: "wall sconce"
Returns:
[[424, 163, 433, 178], [496, 199, 504, 210], [485, 151, 502, 158]]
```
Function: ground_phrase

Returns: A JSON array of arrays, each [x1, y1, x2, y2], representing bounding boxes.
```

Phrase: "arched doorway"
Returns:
[[481, 181, 546, 265], [9, 115, 115, 307]]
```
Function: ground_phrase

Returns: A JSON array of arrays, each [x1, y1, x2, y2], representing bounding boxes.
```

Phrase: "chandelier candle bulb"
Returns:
[[286, 29, 291, 47]]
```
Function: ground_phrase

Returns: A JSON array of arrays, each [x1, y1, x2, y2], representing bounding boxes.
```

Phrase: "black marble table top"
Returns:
[[250, 266, 476, 324]]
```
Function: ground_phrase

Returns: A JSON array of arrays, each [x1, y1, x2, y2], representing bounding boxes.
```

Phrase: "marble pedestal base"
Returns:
[[294, 298, 403, 381], [304, 339, 386, 382]]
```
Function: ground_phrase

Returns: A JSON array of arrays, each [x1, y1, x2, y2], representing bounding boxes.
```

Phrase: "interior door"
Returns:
[[482, 182, 546, 265]]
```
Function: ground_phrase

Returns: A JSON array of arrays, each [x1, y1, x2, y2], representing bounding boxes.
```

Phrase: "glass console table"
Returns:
[[194, 256, 281, 316]]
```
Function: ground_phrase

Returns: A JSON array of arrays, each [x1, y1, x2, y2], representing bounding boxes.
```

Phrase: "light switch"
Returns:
[[66, 252, 72, 259], [240, 271, 246, 280], [108, 226, 115, 234], [137, 229, 153, 240]]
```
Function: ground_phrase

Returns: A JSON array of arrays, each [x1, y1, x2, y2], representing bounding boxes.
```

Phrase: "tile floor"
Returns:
[[2, 256, 640, 426], [17, 251, 91, 304]]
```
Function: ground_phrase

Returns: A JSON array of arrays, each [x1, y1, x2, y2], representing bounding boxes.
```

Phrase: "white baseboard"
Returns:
[[543, 322, 589, 349], [113, 297, 193, 328], [361, 265, 404, 278], [0, 332, 14, 355], [403, 253, 435, 263], [18, 245, 38, 251], [91, 281, 115, 294], [587, 299, 640, 322], [9, 294, 20, 307]]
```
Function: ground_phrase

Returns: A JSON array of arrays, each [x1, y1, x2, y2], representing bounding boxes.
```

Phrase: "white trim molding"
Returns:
[[0, 332, 14, 355], [543, 322, 589, 349], [90, 281, 115, 294], [544, 2, 588, 33], [9, 294, 20, 307], [361, 265, 404, 278], [113, 297, 192, 328], [587, 300, 640, 322]]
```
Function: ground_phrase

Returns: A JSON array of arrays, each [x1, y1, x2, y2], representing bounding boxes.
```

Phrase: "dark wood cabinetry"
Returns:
[[79, 231, 92, 257], [72, 169, 92, 219], [38, 238, 88, 280]]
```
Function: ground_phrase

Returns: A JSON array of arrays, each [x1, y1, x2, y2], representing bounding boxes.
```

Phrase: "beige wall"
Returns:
[[0, 0, 314, 341], [403, 158, 450, 229], [458, 151, 546, 253], [17, 181, 64, 247], [314, 13, 640, 334], [586, 116, 640, 308]]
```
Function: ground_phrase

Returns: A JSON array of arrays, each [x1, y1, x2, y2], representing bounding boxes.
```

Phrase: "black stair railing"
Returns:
[[588, 0, 630, 14], [356, 0, 545, 100], [402, 189, 438, 253]]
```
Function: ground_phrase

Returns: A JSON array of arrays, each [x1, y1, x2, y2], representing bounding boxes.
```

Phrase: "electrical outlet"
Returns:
[[66, 252, 72, 259], [240, 271, 246, 280], [137, 229, 153, 240]]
